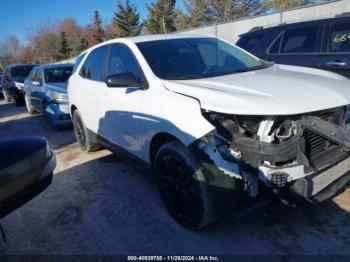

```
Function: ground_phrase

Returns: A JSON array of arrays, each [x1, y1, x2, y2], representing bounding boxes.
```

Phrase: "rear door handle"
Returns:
[[325, 61, 347, 67], [99, 90, 108, 96]]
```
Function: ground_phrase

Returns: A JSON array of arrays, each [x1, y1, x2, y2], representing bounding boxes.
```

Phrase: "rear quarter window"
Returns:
[[237, 34, 264, 52]]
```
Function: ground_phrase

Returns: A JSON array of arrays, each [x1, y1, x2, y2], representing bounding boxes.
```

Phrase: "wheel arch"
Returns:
[[149, 132, 182, 165], [70, 104, 77, 117]]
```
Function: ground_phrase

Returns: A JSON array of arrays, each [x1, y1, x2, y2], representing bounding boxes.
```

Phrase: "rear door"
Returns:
[[318, 17, 350, 78], [77, 45, 109, 133], [264, 21, 325, 68]]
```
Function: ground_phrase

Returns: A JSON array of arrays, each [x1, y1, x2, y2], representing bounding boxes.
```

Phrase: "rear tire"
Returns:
[[3, 91, 11, 102], [154, 141, 217, 229], [72, 110, 100, 152]]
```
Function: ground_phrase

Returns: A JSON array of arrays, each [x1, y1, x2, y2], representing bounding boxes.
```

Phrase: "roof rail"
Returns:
[[249, 26, 263, 32], [335, 12, 350, 18]]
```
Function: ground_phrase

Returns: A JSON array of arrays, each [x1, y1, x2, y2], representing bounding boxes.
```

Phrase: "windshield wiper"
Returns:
[[169, 74, 204, 80]]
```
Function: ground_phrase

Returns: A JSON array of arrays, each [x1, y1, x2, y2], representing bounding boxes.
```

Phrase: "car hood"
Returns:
[[163, 64, 350, 115], [13, 77, 26, 83], [46, 82, 68, 93]]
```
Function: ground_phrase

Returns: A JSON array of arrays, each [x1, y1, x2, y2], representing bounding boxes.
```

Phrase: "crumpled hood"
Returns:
[[46, 82, 68, 94], [163, 64, 350, 115]]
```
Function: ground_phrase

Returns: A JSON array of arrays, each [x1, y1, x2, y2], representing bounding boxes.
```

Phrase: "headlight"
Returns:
[[345, 105, 350, 127], [50, 91, 69, 104], [14, 82, 24, 90]]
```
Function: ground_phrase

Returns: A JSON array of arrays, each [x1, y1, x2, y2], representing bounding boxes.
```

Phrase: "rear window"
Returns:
[[236, 34, 264, 52], [280, 26, 319, 53], [329, 20, 350, 53], [11, 65, 36, 78], [45, 67, 73, 83]]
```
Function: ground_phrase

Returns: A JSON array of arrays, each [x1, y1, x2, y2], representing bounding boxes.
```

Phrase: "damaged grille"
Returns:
[[303, 107, 345, 171], [304, 130, 336, 162]]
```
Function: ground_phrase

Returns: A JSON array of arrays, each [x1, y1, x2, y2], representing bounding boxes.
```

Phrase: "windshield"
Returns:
[[137, 37, 268, 80], [11, 65, 36, 78], [45, 67, 73, 83]]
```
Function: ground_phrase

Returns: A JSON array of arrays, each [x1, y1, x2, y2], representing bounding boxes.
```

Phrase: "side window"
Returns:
[[329, 19, 350, 53], [29, 69, 35, 80], [106, 44, 146, 83], [236, 34, 264, 52], [32, 68, 41, 81], [80, 46, 107, 82], [269, 33, 283, 54], [280, 26, 319, 53], [73, 53, 86, 73], [4, 70, 10, 80]]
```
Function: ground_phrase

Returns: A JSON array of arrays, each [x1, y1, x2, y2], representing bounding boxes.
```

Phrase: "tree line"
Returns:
[[0, 0, 330, 68]]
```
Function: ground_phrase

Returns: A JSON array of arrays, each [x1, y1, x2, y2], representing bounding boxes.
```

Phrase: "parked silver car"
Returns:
[[24, 64, 73, 127]]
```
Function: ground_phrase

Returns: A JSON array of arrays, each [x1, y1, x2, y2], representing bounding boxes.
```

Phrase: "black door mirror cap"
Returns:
[[105, 72, 147, 89]]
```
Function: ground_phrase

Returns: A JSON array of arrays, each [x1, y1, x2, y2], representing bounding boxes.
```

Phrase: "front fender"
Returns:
[[138, 90, 215, 163]]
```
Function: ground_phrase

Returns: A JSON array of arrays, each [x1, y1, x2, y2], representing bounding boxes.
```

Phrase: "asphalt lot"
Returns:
[[0, 98, 350, 255]]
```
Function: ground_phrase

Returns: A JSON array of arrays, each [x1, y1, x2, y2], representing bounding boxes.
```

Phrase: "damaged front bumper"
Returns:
[[197, 113, 350, 202]]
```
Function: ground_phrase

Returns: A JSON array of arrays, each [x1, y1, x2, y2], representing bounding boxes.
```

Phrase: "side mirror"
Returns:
[[32, 80, 42, 86], [106, 72, 147, 88], [0, 137, 56, 218]]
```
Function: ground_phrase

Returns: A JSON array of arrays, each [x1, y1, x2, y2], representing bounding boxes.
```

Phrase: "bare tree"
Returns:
[[26, 20, 60, 64], [0, 35, 22, 67]]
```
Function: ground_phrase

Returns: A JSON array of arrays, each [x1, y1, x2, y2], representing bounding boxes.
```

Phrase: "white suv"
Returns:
[[68, 35, 350, 228]]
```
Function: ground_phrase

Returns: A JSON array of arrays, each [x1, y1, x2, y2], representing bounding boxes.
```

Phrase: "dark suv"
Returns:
[[2, 64, 38, 105], [236, 13, 350, 78]]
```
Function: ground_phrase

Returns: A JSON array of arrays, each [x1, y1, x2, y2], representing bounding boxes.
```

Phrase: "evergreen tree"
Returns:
[[176, 0, 264, 30], [56, 31, 71, 60], [113, 0, 142, 37], [146, 0, 177, 34], [75, 36, 89, 53], [89, 11, 104, 46], [264, 0, 315, 11]]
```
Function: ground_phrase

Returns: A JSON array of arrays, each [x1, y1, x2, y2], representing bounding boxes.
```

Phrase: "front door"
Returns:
[[97, 43, 147, 157]]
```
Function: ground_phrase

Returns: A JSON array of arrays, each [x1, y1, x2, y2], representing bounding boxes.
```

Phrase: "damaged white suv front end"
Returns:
[[198, 108, 350, 202]]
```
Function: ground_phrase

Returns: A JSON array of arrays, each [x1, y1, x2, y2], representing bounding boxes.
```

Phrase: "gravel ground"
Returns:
[[0, 99, 350, 255]]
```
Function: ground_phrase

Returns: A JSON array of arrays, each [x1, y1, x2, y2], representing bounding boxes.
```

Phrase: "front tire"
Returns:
[[72, 110, 100, 152], [13, 90, 24, 106], [24, 94, 36, 114], [154, 141, 217, 229]]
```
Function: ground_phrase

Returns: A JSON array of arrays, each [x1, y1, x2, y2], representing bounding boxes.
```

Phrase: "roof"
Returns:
[[41, 63, 73, 69], [7, 64, 38, 69], [240, 13, 350, 36], [111, 34, 208, 44]]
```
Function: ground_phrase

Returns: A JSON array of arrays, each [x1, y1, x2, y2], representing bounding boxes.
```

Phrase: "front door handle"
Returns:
[[99, 90, 108, 96], [325, 61, 346, 67]]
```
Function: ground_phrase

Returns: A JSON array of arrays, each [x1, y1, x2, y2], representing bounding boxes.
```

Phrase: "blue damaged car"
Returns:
[[24, 64, 73, 128]]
